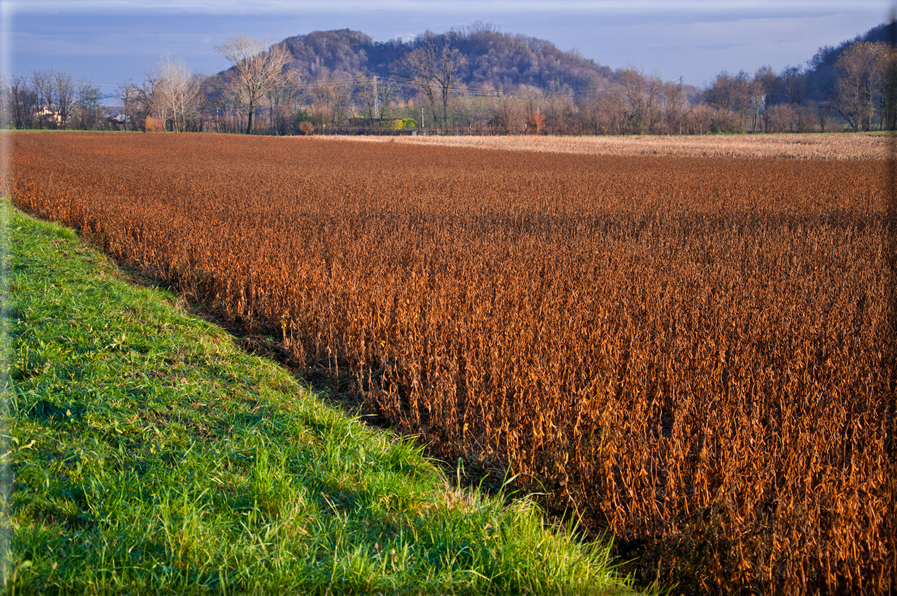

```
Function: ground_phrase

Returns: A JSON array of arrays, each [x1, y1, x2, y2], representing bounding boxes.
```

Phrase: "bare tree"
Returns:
[[200, 74, 235, 133], [619, 66, 662, 133], [75, 79, 103, 130], [207, 73, 249, 133], [393, 46, 438, 128], [703, 71, 756, 132], [125, 65, 165, 131], [752, 66, 779, 132], [882, 48, 897, 130], [120, 56, 203, 133], [544, 92, 576, 134], [309, 71, 353, 129], [32, 70, 54, 128], [155, 55, 201, 132], [517, 84, 545, 134], [488, 94, 525, 134], [765, 103, 797, 132], [576, 80, 623, 135], [54, 71, 75, 128], [215, 35, 290, 134], [834, 42, 891, 131], [780, 65, 809, 106], [8, 74, 37, 129], [683, 103, 714, 135], [25, 69, 75, 129], [392, 33, 466, 128], [453, 95, 489, 133], [117, 79, 146, 131], [263, 68, 302, 135], [661, 80, 687, 135]]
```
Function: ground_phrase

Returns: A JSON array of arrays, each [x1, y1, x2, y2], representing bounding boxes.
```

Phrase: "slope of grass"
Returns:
[[1, 202, 636, 594]]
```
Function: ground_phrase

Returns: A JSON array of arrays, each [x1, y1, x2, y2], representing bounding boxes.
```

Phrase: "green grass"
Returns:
[[1, 202, 637, 594]]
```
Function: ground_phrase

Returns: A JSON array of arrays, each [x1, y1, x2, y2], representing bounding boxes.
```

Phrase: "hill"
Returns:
[[273, 23, 614, 94]]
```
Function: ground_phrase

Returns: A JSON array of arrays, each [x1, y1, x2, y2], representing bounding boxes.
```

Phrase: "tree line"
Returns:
[[2, 23, 895, 135], [702, 41, 897, 133], [2, 69, 105, 130]]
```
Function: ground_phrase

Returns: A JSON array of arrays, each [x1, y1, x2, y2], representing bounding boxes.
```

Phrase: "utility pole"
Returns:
[[373, 76, 379, 118]]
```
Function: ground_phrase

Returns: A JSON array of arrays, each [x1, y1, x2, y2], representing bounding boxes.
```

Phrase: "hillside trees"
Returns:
[[215, 35, 290, 134], [281, 29, 378, 78], [277, 25, 614, 95], [806, 21, 896, 101]]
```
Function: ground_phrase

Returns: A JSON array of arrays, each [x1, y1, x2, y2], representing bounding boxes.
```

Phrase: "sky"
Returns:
[[2, 0, 894, 102]]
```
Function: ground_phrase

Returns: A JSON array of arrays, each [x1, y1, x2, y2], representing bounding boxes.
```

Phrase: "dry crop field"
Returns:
[[10, 133, 895, 593], [327, 132, 890, 160]]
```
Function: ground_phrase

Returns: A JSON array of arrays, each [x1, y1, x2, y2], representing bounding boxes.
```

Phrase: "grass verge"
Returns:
[[1, 202, 637, 594]]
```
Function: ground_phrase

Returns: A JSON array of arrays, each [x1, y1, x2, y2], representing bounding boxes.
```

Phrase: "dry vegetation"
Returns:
[[323, 132, 891, 160], [11, 133, 895, 593]]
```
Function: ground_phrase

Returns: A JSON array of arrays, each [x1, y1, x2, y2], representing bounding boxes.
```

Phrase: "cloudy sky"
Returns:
[[2, 0, 893, 101]]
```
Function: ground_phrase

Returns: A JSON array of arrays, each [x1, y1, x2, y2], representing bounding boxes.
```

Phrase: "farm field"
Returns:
[[9, 132, 895, 593], [3, 202, 634, 594], [322, 131, 891, 160]]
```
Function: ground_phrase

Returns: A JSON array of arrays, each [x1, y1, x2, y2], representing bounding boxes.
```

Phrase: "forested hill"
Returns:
[[809, 21, 896, 74], [272, 19, 897, 98], [805, 20, 897, 100], [274, 24, 614, 93]]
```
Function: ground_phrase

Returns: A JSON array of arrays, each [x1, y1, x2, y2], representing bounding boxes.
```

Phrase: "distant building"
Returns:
[[34, 107, 65, 126]]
